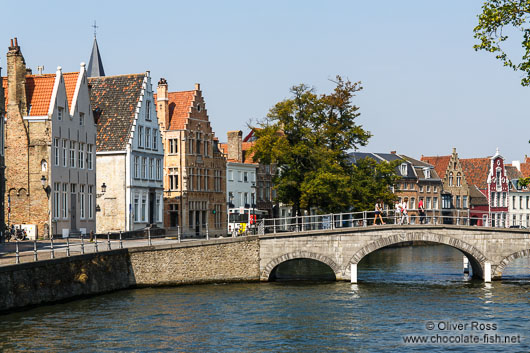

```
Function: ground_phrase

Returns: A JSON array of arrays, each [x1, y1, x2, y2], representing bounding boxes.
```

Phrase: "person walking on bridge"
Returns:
[[401, 198, 409, 225], [373, 201, 386, 225]]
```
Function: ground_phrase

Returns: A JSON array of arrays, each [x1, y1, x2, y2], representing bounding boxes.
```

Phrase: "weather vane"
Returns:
[[92, 20, 99, 38]]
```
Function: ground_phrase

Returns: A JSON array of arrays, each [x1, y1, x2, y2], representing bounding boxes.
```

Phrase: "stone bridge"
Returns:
[[258, 225, 530, 282]]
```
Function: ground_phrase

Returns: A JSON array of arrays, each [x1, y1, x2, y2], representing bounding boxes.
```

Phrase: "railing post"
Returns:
[[66, 237, 71, 257], [177, 226, 181, 243], [50, 236, 55, 259], [81, 233, 85, 254], [331, 214, 335, 230], [432, 210, 436, 225], [119, 230, 123, 249], [273, 218, 276, 234], [15, 239, 20, 264], [107, 232, 111, 251], [94, 233, 98, 252], [148, 227, 152, 246], [206, 223, 209, 240], [467, 209, 470, 226], [33, 239, 38, 262], [363, 211, 367, 227]]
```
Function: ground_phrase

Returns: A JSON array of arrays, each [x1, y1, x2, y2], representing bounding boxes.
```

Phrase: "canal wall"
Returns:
[[0, 236, 260, 313], [128, 236, 260, 286]]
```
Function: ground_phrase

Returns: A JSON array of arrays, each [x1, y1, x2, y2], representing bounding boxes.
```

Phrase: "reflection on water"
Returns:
[[0, 245, 528, 352]]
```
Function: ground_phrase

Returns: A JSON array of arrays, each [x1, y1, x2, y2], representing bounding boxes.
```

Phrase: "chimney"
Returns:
[[156, 78, 169, 130], [37, 65, 44, 75], [227, 130, 243, 162], [390, 151, 396, 154], [195, 83, 200, 91], [7, 37, 27, 114], [452, 147, 456, 154]]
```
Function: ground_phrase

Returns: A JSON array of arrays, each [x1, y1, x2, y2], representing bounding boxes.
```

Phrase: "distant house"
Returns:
[[89, 72, 164, 233], [3, 38, 97, 237], [349, 151, 442, 223], [422, 148, 470, 224], [507, 160, 530, 228], [460, 149, 509, 227]]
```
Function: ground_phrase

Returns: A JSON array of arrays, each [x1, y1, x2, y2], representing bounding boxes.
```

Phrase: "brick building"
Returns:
[[0, 62, 5, 239], [422, 148, 471, 224], [156, 79, 226, 237], [3, 38, 97, 237]]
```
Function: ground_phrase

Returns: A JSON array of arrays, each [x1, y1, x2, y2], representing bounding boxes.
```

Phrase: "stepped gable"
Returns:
[[88, 73, 144, 151], [421, 155, 451, 179], [2, 72, 78, 115]]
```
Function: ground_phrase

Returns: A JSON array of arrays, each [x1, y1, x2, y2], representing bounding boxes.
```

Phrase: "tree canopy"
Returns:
[[474, 0, 530, 86], [251, 76, 399, 215]]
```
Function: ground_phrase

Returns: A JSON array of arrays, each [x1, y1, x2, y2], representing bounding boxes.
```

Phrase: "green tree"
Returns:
[[252, 76, 397, 215], [474, 0, 530, 86]]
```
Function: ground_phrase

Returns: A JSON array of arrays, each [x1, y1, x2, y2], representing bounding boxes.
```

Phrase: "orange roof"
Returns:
[[421, 155, 451, 179], [2, 72, 78, 116], [166, 91, 195, 130], [520, 160, 530, 178], [460, 158, 491, 189]]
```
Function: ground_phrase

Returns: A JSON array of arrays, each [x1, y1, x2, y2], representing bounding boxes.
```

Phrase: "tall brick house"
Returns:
[[461, 149, 510, 227], [422, 148, 471, 224], [89, 73, 164, 233], [3, 39, 97, 237], [0, 62, 5, 239], [156, 79, 226, 237]]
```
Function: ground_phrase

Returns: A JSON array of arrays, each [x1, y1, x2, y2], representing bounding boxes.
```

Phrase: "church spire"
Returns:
[[87, 36, 105, 77]]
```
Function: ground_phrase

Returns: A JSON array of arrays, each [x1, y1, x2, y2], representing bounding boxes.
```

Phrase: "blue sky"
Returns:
[[2, 0, 528, 162]]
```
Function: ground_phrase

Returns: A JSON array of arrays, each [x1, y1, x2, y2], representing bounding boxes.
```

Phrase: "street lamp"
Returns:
[[251, 183, 257, 234], [96, 182, 107, 213], [40, 175, 51, 197]]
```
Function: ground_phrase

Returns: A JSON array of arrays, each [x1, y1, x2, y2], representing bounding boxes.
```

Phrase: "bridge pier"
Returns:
[[484, 262, 492, 282], [350, 263, 357, 283]]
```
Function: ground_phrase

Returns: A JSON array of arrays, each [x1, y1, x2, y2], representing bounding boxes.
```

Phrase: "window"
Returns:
[[53, 183, 60, 219], [520, 196, 523, 209], [134, 156, 140, 179], [169, 168, 178, 190], [156, 196, 161, 222], [426, 197, 431, 209], [463, 196, 468, 208], [146, 101, 151, 121], [424, 168, 430, 179], [146, 127, 151, 149], [400, 163, 407, 176], [169, 139, 178, 154], [456, 173, 461, 187], [410, 197, 415, 209], [141, 157, 147, 179], [62, 139, 67, 167], [156, 159, 161, 181], [449, 172, 453, 186], [138, 126, 144, 147], [70, 141, 76, 168], [153, 130, 157, 150], [188, 138, 193, 154], [80, 185, 85, 219], [58, 107, 63, 120], [134, 197, 139, 222], [491, 192, 495, 207], [426, 185, 430, 192], [238, 171, 242, 182], [196, 137, 201, 155], [496, 168, 501, 188], [149, 158, 154, 180], [88, 185, 93, 219], [433, 197, 438, 209], [433, 186, 437, 193], [513, 196, 517, 210], [442, 194, 451, 209], [456, 196, 460, 209], [62, 184, 68, 219], [79, 112, 84, 126], [244, 172, 248, 183], [78, 143, 85, 169], [502, 192, 506, 207], [141, 197, 146, 222], [419, 185, 424, 193], [54, 138, 60, 166], [228, 170, 233, 181], [527, 196, 530, 209], [204, 140, 209, 157], [87, 144, 93, 170]]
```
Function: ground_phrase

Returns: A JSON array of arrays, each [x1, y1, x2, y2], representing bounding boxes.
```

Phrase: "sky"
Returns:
[[1, 0, 529, 163]]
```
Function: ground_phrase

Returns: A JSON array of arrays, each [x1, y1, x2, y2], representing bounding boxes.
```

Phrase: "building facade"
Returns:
[[507, 164, 530, 228], [0, 59, 5, 239], [4, 39, 97, 237], [156, 80, 226, 237], [461, 149, 510, 227], [89, 72, 164, 233], [422, 148, 471, 224]]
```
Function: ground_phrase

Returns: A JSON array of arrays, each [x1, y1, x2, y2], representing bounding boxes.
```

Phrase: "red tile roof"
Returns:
[[420, 155, 451, 179], [218, 141, 256, 164], [460, 158, 491, 190], [2, 72, 78, 116], [168, 91, 195, 130]]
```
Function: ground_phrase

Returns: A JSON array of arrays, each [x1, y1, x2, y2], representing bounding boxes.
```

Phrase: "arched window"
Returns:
[[449, 172, 453, 186], [456, 173, 461, 187]]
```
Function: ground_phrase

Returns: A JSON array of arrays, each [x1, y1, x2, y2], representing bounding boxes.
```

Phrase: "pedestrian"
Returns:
[[395, 200, 402, 225], [373, 200, 386, 225], [401, 198, 409, 225], [418, 198, 426, 224]]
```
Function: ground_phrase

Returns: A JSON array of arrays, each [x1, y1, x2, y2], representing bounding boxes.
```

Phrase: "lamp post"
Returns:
[[41, 175, 52, 239], [95, 182, 107, 212], [251, 183, 257, 234]]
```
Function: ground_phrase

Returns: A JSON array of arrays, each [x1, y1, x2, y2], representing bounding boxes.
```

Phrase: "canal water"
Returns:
[[0, 245, 529, 352]]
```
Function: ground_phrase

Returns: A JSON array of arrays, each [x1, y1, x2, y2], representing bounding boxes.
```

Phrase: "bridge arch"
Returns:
[[261, 251, 341, 281], [347, 232, 488, 279], [493, 249, 530, 279]]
